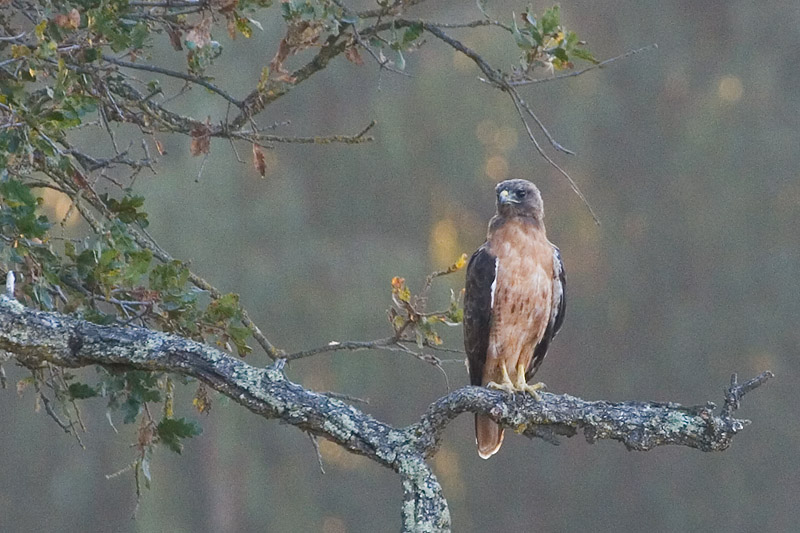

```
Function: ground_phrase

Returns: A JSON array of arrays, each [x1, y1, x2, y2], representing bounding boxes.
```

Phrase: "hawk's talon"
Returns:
[[520, 382, 546, 401], [487, 380, 517, 395]]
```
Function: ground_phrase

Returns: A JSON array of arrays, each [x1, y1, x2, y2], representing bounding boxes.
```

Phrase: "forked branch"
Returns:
[[0, 296, 772, 531]]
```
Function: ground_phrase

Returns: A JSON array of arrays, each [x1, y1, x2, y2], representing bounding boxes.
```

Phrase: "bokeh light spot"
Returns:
[[493, 126, 518, 153], [718, 75, 743, 102], [322, 516, 347, 533], [39, 187, 78, 227], [475, 119, 496, 145], [429, 218, 460, 268], [484, 155, 509, 182]]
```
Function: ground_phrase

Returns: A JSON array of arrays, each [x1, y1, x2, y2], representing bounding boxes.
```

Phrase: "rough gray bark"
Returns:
[[0, 296, 772, 532]]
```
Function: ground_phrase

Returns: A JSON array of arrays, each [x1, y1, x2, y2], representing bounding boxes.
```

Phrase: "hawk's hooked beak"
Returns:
[[498, 189, 517, 205]]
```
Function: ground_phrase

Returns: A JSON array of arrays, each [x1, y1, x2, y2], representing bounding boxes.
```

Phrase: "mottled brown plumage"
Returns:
[[464, 179, 566, 459]]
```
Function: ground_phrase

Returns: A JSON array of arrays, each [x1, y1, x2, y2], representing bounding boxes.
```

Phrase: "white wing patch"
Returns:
[[550, 248, 564, 324], [489, 257, 499, 309]]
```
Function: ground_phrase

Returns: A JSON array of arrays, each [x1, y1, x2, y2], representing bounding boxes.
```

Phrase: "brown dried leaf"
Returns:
[[167, 26, 183, 51], [193, 383, 212, 414], [186, 17, 212, 49], [54, 8, 80, 30], [190, 119, 211, 156], [137, 418, 155, 450], [252, 144, 266, 178], [70, 168, 91, 191], [269, 20, 323, 83], [345, 45, 364, 66], [269, 38, 296, 83], [216, 0, 238, 14]]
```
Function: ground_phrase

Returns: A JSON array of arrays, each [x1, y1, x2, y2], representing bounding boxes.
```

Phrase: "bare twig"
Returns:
[[307, 432, 326, 474], [508, 89, 600, 224], [285, 337, 400, 361], [102, 56, 244, 108], [232, 120, 376, 145], [509, 44, 659, 86], [723, 371, 774, 417]]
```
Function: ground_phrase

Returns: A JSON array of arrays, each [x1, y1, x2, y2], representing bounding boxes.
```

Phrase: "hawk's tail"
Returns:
[[475, 414, 504, 459]]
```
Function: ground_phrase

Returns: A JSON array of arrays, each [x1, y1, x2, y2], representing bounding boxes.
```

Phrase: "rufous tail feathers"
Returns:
[[475, 413, 504, 459]]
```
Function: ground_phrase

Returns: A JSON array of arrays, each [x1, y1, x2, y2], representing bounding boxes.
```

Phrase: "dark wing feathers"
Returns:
[[463, 246, 496, 386], [526, 246, 566, 381]]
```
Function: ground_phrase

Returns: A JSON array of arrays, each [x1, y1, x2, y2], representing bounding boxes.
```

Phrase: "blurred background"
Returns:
[[1, 0, 799, 531]]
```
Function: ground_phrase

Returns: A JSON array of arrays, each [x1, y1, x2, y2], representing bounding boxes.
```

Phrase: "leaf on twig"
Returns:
[[391, 276, 411, 305], [189, 119, 211, 156], [157, 417, 202, 454], [167, 26, 183, 51], [269, 20, 323, 83], [252, 144, 266, 178], [185, 18, 212, 50], [216, 0, 238, 14], [193, 383, 212, 414], [345, 45, 364, 66]]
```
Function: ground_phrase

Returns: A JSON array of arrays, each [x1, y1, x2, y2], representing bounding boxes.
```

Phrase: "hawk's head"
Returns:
[[495, 179, 544, 220]]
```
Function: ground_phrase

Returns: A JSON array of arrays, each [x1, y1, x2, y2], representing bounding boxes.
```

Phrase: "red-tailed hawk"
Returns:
[[464, 179, 566, 459]]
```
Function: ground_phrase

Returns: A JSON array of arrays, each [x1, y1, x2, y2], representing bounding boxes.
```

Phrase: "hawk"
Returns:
[[463, 179, 566, 459]]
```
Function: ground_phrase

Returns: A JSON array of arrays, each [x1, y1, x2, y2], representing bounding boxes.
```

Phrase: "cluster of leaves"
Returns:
[[511, 5, 597, 77], [388, 254, 467, 348], [0, 180, 241, 491]]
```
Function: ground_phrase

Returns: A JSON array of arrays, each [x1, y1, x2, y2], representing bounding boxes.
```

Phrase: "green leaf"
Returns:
[[123, 249, 153, 285], [402, 22, 423, 45], [68, 382, 98, 399], [103, 194, 149, 227], [235, 14, 253, 38], [205, 292, 241, 322], [0, 180, 37, 208], [540, 5, 560, 35], [228, 325, 253, 357], [150, 261, 191, 291], [157, 417, 202, 454], [512, 15, 535, 50], [64, 241, 76, 260], [571, 47, 598, 64]]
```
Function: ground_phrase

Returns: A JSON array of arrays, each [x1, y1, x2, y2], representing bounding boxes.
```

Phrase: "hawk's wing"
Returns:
[[527, 246, 566, 381], [464, 246, 497, 386]]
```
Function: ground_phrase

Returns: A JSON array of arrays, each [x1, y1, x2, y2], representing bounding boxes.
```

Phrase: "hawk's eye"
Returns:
[[518, 190, 527, 198]]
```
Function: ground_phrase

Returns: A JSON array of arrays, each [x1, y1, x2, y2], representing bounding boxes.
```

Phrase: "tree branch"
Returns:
[[101, 55, 244, 108], [0, 296, 772, 531]]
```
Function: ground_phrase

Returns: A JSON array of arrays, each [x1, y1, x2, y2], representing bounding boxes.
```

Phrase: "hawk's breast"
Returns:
[[483, 219, 554, 385]]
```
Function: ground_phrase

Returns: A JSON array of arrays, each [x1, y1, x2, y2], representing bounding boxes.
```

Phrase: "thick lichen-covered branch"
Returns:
[[0, 297, 771, 532]]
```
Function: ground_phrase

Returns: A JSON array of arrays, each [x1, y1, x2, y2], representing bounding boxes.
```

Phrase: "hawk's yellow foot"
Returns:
[[487, 363, 516, 394], [520, 381, 546, 401], [512, 364, 546, 400]]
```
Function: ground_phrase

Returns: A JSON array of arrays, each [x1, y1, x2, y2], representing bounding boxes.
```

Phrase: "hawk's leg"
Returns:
[[515, 363, 545, 401], [486, 362, 516, 394]]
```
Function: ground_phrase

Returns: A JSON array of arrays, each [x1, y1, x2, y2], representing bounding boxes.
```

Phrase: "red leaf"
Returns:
[[252, 144, 266, 178]]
